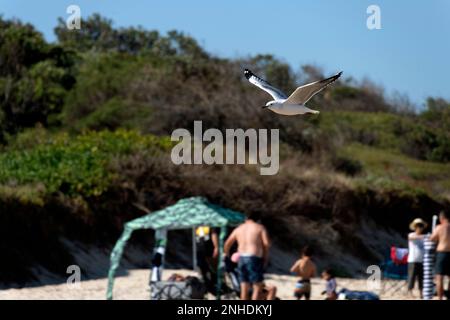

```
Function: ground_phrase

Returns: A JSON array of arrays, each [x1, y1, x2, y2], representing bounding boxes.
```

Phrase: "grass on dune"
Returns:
[[319, 111, 407, 151], [341, 143, 450, 198]]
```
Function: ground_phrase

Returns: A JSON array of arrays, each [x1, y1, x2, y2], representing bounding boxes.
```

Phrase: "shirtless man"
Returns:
[[224, 214, 270, 300], [290, 246, 316, 300], [430, 211, 450, 300]]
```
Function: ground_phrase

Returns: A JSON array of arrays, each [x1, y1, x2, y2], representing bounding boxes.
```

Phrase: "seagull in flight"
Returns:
[[244, 69, 342, 115]]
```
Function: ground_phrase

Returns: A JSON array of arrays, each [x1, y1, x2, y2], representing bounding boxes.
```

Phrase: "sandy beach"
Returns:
[[0, 269, 418, 300]]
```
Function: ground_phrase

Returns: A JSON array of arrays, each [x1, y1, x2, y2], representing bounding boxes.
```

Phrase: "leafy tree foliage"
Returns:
[[54, 14, 209, 59], [0, 17, 75, 142], [1, 13, 449, 165]]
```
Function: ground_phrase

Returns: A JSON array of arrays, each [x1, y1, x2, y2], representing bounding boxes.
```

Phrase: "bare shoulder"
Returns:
[[234, 224, 244, 233], [229, 224, 242, 237], [299, 258, 307, 267], [258, 223, 268, 233], [304, 258, 316, 269]]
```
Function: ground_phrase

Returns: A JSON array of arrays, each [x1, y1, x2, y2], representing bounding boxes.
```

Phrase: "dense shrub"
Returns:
[[0, 18, 76, 142], [0, 129, 171, 197]]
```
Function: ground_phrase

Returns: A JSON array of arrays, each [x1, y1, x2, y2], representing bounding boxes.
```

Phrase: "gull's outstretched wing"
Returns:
[[244, 69, 287, 101], [285, 71, 342, 105]]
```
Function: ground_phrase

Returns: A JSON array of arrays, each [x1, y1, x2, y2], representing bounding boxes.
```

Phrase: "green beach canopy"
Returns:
[[106, 197, 245, 300]]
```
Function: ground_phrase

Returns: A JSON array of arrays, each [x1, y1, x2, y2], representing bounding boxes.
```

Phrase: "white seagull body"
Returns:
[[244, 69, 342, 115]]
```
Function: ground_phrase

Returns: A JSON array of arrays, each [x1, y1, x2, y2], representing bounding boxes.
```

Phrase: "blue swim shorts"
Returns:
[[237, 255, 264, 284]]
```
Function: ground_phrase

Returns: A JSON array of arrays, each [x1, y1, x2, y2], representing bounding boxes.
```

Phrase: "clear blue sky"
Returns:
[[1, 0, 449, 107]]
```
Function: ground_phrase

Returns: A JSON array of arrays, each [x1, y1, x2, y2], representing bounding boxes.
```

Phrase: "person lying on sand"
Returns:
[[259, 283, 277, 300], [290, 246, 316, 300], [224, 213, 270, 300], [321, 268, 337, 300], [168, 273, 186, 281]]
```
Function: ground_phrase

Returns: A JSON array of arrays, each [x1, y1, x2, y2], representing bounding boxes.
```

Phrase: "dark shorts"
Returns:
[[435, 252, 450, 276], [294, 279, 311, 300], [238, 256, 264, 284]]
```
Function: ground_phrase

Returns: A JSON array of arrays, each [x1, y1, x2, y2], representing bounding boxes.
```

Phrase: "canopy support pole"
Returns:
[[106, 226, 134, 300], [192, 227, 197, 271]]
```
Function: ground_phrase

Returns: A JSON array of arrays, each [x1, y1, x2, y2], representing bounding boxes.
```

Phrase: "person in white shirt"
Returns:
[[407, 218, 427, 299]]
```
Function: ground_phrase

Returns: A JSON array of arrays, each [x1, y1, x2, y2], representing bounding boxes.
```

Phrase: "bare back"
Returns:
[[292, 257, 316, 280], [432, 223, 450, 252], [234, 221, 267, 257]]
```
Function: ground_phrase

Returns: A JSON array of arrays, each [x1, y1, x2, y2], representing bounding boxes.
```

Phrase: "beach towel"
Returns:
[[390, 246, 408, 265], [338, 288, 379, 300]]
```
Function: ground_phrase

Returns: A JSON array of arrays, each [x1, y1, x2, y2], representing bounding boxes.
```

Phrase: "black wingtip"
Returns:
[[327, 71, 343, 82], [244, 68, 253, 80]]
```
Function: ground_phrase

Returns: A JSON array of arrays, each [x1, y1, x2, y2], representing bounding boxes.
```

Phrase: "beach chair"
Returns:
[[380, 246, 408, 295], [221, 256, 241, 299], [150, 275, 207, 300]]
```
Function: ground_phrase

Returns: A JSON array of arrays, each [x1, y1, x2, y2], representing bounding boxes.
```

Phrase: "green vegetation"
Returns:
[[0, 18, 76, 143], [340, 143, 450, 197], [0, 14, 449, 281], [320, 110, 450, 162], [1, 13, 449, 202], [0, 128, 171, 198]]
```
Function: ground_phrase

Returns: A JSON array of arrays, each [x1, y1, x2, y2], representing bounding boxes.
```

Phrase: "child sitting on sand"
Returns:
[[321, 268, 337, 300]]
